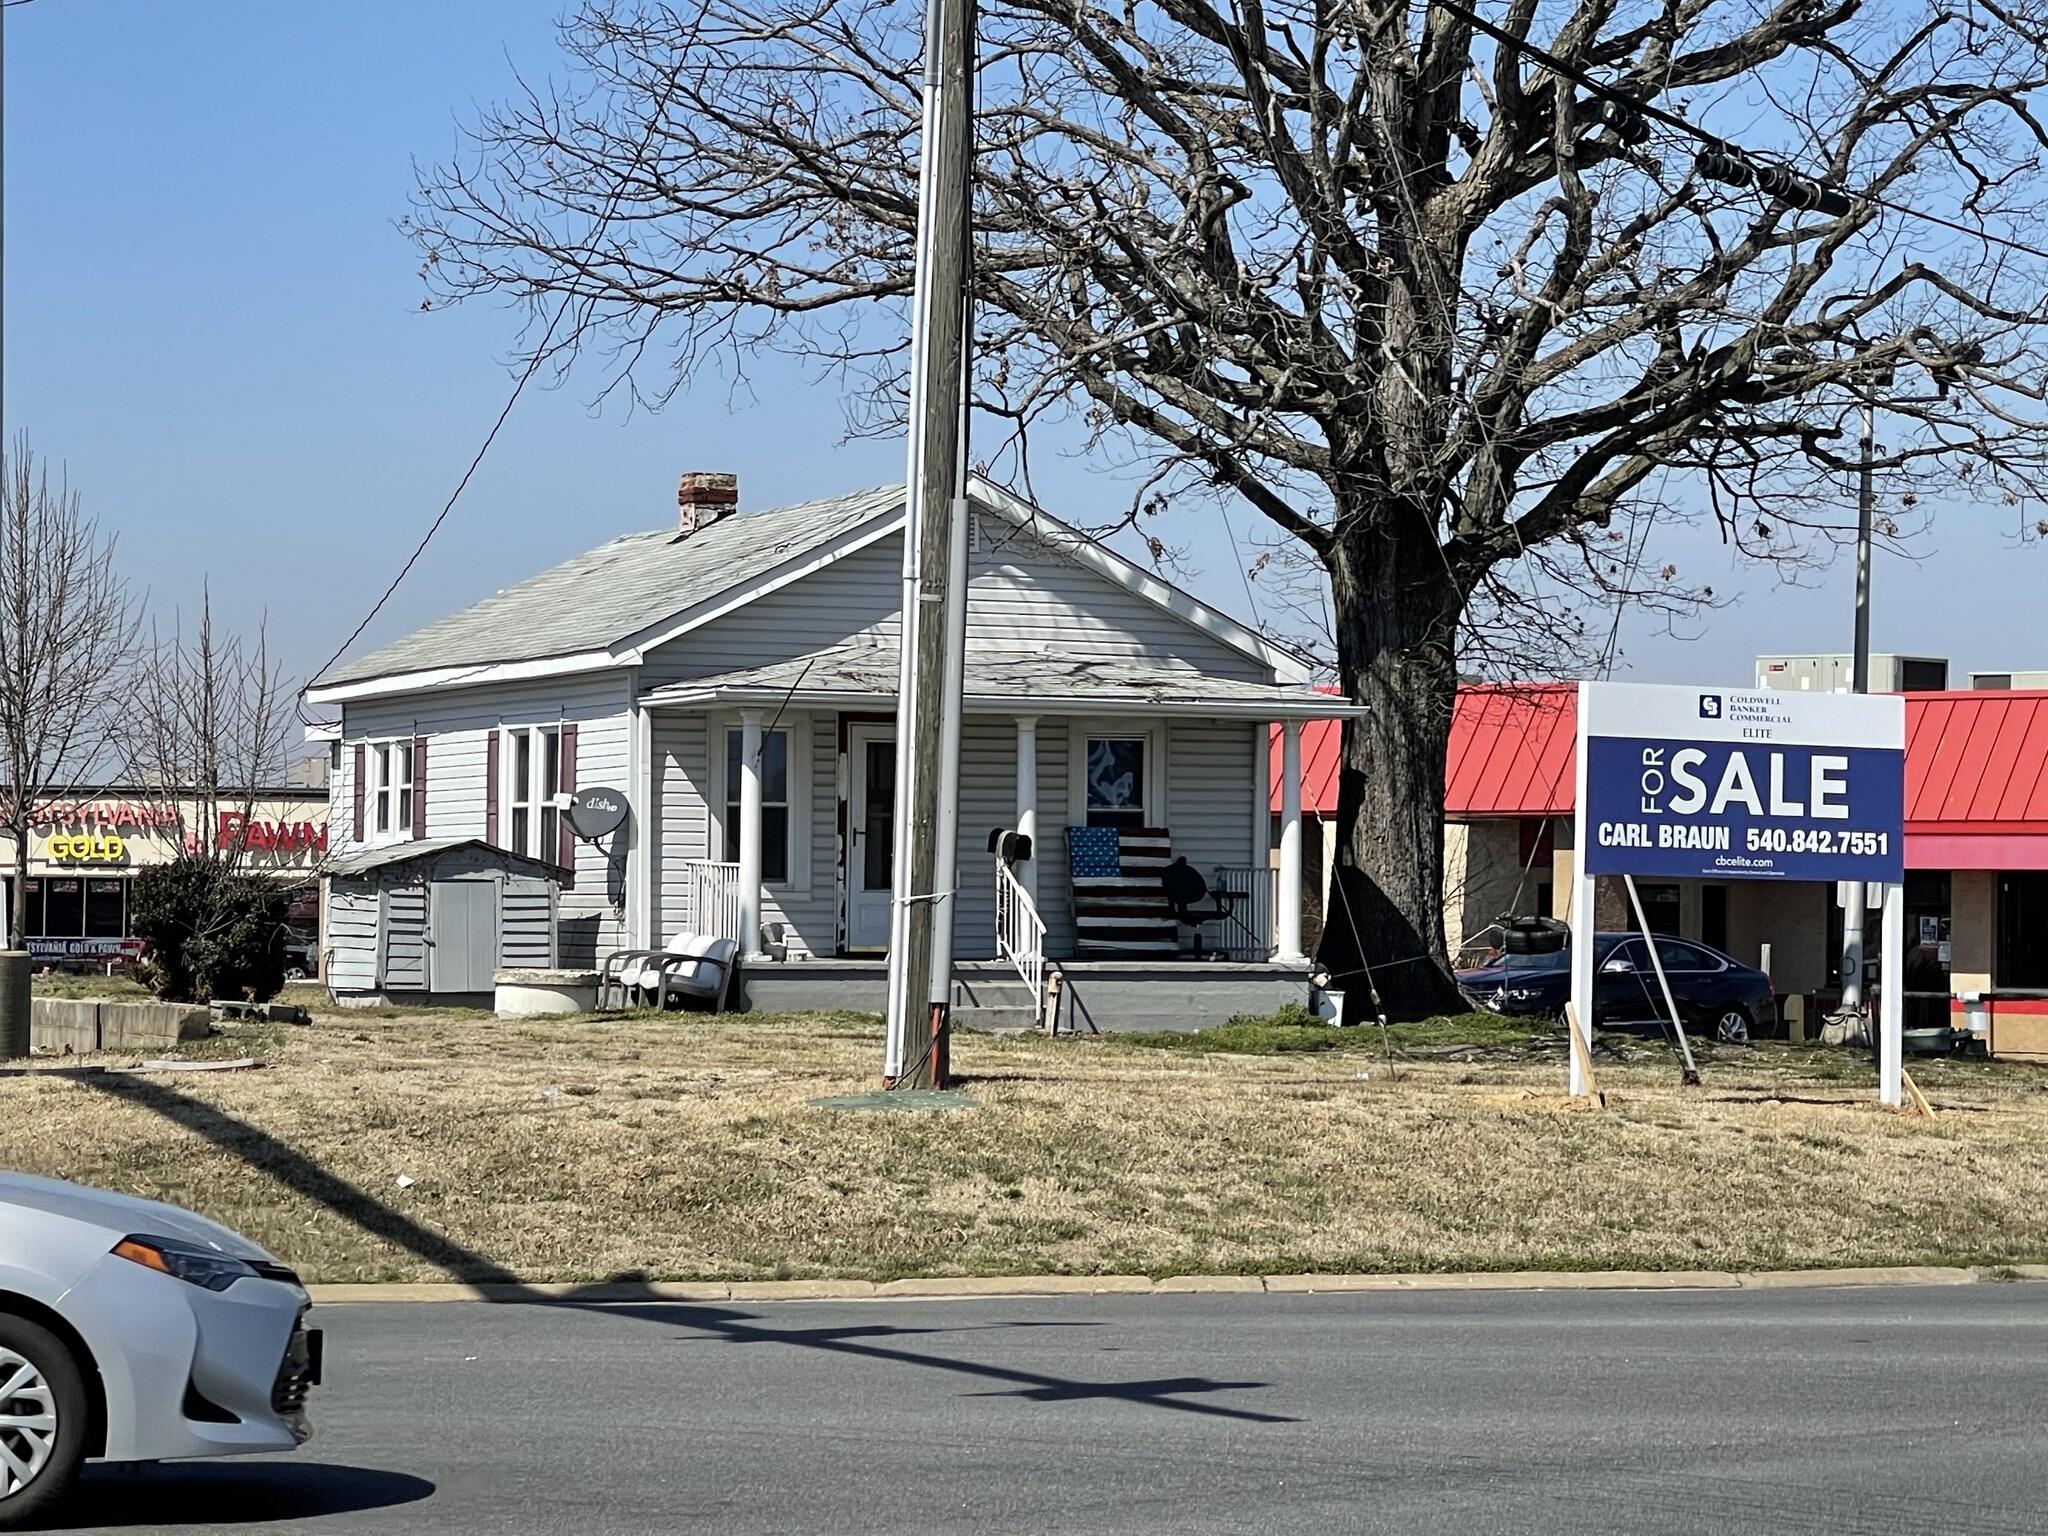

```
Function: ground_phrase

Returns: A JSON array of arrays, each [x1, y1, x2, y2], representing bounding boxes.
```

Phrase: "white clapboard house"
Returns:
[[305, 474, 1359, 1028]]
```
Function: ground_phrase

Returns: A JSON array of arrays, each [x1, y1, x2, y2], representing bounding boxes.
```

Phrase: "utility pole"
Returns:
[[1838, 399, 1874, 1018], [882, 0, 974, 1089], [0, 0, 30, 1063]]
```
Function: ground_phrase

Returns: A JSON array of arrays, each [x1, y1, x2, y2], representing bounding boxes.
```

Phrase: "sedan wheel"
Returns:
[[1714, 1008, 1752, 1045], [0, 1319, 87, 1529]]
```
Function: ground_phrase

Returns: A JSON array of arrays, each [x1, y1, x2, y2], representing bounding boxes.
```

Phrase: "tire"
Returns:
[[1713, 1006, 1753, 1046], [283, 965, 308, 982], [0, 1315, 89, 1530]]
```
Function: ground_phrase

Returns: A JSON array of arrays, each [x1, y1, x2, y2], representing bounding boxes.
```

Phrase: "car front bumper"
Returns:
[[60, 1250, 315, 1462]]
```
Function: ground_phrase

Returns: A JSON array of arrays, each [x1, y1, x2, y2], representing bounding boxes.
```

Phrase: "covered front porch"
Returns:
[[628, 651, 1361, 1029]]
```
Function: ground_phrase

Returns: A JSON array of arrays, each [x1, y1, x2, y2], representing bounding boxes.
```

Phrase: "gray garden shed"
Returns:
[[323, 839, 564, 1008]]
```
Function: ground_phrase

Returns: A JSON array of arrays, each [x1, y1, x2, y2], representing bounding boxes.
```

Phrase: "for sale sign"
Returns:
[[1578, 683, 1904, 883]]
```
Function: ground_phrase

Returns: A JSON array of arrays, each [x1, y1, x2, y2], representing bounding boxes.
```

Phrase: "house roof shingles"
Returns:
[[646, 651, 1362, 718], [316, 486, 903, 688]]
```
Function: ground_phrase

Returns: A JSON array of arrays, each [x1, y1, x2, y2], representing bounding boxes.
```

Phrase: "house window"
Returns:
[[724, 728, 790, 883], [1085, 737, 1147, 829], [503, 726, 563, 862], [370, 742, 412, 839], [1998, 872, 2048, 989]]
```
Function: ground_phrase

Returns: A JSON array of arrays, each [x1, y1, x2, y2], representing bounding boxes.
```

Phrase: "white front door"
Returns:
[[845, 724, 896, 951]]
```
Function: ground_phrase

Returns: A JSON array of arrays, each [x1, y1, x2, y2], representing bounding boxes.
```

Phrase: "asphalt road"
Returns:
[[52, 1284, 2048, 1535]]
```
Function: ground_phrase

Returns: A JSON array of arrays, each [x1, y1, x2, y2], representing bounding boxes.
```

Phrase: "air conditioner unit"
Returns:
[[1754, 654, 1948, 692]]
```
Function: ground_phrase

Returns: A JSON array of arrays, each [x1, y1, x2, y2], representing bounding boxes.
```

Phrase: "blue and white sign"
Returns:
[[1578, 683, 1905, 883]]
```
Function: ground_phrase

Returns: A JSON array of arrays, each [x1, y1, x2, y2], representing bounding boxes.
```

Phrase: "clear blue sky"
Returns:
[[8, 0, 2042, 701]]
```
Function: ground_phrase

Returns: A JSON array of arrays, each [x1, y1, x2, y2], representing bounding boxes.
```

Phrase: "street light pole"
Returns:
[[1838, 401, 1874, 1017]]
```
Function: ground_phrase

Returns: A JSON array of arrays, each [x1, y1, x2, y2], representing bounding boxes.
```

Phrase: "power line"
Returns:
[[303, 69, 687, 716]]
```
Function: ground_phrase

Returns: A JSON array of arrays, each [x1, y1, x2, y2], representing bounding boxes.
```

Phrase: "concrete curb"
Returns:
[[305, 1264, 2048, 1307]]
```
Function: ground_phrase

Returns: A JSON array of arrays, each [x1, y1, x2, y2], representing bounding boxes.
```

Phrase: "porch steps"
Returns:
[[951, 975, 1043, 1035]]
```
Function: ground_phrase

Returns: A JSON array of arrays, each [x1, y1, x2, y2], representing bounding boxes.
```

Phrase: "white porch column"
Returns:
[[1014, 715, 1038, 902], [1277, 718, 1305, 963], [629, 683, 654, 949], [737, 708, 765, 960]]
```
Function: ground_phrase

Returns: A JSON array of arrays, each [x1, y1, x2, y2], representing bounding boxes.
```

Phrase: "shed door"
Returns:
[[429, 880, 498, 993]]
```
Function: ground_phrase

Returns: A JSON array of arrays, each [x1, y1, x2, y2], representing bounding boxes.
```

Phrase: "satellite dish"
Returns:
[[564, 786, 628, 841]]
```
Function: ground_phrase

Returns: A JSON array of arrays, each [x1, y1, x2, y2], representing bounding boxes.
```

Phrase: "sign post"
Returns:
[[1571, 683, 1906, 1102]]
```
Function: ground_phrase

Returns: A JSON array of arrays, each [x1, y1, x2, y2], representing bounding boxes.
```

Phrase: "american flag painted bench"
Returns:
[[1066, 826, 1179, 957]]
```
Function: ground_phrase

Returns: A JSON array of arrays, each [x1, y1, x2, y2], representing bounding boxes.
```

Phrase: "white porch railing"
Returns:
[[1210, 864, 1278, 962], [995, 856, 1051, 1030], [679, 859, 747, 944]]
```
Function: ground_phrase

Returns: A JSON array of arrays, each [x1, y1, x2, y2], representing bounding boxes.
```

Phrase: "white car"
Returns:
[[0, 1172, 319, 1527]]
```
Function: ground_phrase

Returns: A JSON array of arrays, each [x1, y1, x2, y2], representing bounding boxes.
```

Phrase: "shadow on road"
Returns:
[[594, 1301, 1297, 1423], [76, 1071, 1296, 1426], [50, 1463, 435, 1529]]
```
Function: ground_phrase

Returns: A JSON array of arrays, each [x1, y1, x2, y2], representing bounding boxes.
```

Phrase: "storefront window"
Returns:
[[1630, 883, 1682, 936], [1997, 872, 2048, 990], [43, 879, 84, 937], [18, 879, 43, 939], [85, 879, 125, 938]]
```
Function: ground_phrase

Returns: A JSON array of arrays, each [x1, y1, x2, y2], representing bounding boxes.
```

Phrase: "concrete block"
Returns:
[[29, 998, 100, 1055], [494, 970, 600, 1018], [98, 1001, 211, 1051]]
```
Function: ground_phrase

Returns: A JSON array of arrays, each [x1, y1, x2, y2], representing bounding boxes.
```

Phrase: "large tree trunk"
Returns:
[[1316, 516, 1469, 1019]]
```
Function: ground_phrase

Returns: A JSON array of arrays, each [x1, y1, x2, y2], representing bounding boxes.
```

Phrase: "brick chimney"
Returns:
[[676, 472, 739, 537]]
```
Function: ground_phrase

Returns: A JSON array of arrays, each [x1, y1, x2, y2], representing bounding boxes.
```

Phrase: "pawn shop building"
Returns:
[[0, 787, 329, 962]]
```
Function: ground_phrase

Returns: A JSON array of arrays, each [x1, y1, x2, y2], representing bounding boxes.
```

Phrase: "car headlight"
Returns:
[[1500, 987, 1542, 1002], [112, 1234, 259, 1291]]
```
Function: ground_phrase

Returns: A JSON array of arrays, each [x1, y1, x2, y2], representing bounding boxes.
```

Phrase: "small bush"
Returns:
[[129, 856, 292, 1003]]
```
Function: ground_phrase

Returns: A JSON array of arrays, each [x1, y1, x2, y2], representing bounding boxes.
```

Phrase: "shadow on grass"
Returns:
[[74, 1072, 1296, 1427]]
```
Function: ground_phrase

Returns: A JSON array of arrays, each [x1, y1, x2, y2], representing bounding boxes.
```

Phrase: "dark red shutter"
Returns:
[[557, 723, 578, 887], [352, 744, 366, 842], [411, 736, 428, 839], [484, 731, 500, 847]]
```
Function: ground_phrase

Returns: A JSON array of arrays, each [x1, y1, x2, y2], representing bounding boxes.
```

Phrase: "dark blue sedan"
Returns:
[[1457, 932, 1779, 1043]]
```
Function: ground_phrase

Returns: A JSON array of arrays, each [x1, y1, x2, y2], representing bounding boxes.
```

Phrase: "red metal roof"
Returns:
[[1274, 684, 1577, 817], [1443, 684, 1578, 817], [1904, 691, 2048, 833], [1274, 687, 2048, 853]]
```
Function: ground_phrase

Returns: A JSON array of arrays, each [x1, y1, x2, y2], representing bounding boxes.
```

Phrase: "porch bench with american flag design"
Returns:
[[1066, 825, 1179, 957]]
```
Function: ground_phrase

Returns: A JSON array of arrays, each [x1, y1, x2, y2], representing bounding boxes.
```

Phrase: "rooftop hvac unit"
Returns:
[[1970, 670, 2048, 690], [1754, 654, 1948, 693]]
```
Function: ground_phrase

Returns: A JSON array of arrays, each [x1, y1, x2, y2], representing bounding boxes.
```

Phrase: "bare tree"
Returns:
[[408, 0, 2048, 1008], [131, 591, 295, 869], [0, 435, 139, 949]]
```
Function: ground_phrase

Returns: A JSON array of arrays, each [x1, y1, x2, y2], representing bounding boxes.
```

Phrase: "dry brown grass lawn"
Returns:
[[9, 1006, 2048, 1284]]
